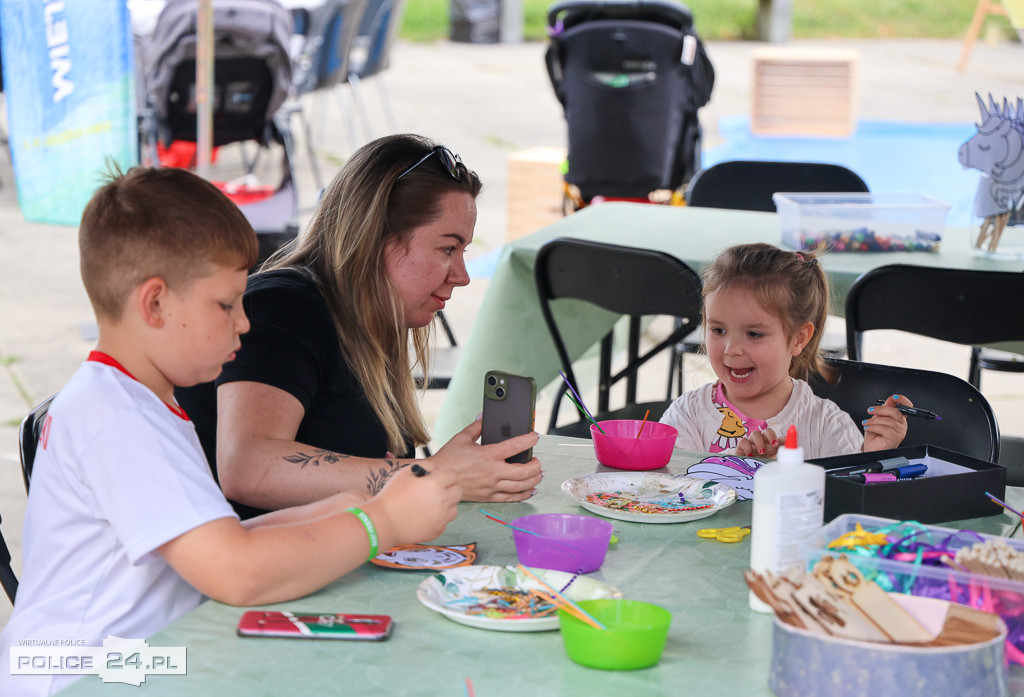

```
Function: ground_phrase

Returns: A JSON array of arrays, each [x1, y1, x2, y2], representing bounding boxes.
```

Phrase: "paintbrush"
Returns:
[[478, 510, 585, 557]]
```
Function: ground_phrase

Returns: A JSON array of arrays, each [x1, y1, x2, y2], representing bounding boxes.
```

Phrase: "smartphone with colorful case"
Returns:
[[237, 611, 393, 641], [480, 370, 537, 464]]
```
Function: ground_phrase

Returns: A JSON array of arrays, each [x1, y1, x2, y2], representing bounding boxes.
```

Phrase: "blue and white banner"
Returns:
[[1, 0, 137, 226]]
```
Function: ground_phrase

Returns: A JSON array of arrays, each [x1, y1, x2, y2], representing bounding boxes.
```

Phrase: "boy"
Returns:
[[0, 167, 461, 697]]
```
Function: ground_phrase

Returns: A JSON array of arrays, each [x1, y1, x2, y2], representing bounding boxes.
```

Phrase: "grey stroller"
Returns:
[[138, 0, 299, 262], [545, 0, 714, 205]]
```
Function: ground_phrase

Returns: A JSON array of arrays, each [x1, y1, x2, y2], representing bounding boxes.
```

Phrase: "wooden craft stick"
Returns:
[[813, 556, 933, 643]]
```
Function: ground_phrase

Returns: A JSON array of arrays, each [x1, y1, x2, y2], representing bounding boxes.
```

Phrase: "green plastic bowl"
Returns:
[[558, 599, 672, 670]]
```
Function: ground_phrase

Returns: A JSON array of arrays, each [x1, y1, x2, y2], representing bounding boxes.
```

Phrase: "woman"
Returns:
[[176, 135, 541, 517]]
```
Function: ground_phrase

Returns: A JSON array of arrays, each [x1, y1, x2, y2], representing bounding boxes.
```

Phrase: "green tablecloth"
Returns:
[[56, 436, 1024, 696], [435, 203, 1024, 443]]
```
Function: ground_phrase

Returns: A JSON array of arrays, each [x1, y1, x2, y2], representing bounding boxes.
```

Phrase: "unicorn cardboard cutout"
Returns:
[[959, 94, 1024, 251]]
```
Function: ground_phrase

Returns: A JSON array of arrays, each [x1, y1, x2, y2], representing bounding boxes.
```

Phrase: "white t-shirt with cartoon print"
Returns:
[[0, 356, 237, 697], [659, 378, 864, 458]]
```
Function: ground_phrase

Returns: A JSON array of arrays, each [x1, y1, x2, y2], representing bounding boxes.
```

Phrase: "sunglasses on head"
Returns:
[[396, 145, 464, 182]]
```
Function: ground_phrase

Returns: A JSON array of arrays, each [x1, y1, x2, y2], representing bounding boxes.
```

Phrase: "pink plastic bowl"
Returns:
[[590, 419, 678, 470], [512, 513, 614, 574]]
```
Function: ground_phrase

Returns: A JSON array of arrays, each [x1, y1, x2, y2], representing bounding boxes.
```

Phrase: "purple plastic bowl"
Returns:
[[512, 513, 614, 574], [591, 419, 678, 470]]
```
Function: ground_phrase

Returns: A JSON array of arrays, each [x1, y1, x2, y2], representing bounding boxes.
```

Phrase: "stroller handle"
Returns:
[[546, 0, 694, 32]]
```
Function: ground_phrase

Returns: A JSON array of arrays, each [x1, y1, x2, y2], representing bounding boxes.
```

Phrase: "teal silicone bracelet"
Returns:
[[346, 507, 379, 562]]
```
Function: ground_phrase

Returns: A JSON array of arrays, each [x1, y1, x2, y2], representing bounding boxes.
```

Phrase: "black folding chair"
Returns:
[[291, 0, 369, 158], [685, 160, 869, 212], [413, 310, 459, 391], [0, 512, 16, 604], [808, 357, 1000, 463], [845, 265, 1024, 389], [346, 0, 407, 138], [18, 395, 55, 493], [535, 238, 702, 437]]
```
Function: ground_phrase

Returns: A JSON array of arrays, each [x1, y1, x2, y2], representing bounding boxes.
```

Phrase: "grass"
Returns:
[[403, 0, 1013, 42]]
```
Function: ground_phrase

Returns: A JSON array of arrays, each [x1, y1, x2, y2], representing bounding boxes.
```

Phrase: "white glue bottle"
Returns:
[[748, 424, 825, 613]]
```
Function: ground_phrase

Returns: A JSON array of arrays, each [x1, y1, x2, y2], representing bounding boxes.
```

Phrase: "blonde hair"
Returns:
[[80, 166, 258, 319], [702, 243, 832, 382], [262, 135, 482, 453]]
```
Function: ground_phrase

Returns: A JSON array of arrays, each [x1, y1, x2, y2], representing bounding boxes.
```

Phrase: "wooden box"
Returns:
[[751, 48, 859, 137], [506, 146, 567, 242]]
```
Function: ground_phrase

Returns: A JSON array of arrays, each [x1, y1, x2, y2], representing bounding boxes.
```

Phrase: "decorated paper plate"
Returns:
[[416, 564, 622, 632], [561, 472, 737, 524]]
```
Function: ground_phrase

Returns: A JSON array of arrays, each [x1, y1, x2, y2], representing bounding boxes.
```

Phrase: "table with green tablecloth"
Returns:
[[434, 203, 1024, 443], [56, 436, 1024, 696]]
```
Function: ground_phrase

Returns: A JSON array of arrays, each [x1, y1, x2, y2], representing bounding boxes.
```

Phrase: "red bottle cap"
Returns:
[[785, 424, 798, 450]]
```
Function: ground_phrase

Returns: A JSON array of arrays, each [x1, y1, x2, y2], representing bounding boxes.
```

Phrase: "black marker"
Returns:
[[411, 464, 429, 477], [873, 400, 942, 421], [826, 462, 884, 477]]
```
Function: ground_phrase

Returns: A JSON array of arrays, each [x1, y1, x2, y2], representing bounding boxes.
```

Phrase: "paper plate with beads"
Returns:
[[416, 565, 622, 632], [561, 472, 737, 524]]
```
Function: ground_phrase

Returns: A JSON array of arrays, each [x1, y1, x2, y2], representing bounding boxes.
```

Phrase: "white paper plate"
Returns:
[[416, 564, 622, 632], [561, 472, 737, 524]]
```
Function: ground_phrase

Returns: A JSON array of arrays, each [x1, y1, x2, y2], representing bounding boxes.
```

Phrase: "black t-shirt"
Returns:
[[175, 268, 410, 518]]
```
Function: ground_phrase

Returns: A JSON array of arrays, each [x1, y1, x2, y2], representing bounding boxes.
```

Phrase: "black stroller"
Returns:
[[545, 0, 714, 206], [138, 0, 300, 263]]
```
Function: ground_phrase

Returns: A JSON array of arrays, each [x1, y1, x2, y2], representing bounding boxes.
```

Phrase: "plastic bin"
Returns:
[[450, 0, 501, 43], [774, 193, 950, 253], [802, 513, 1024, 664]]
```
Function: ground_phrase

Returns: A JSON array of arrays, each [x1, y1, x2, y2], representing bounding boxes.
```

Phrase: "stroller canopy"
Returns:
[[144, 0, 293, 138]]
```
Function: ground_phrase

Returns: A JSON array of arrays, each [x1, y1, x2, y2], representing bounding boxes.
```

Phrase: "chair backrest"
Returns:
[[0, 512, 16, 604], [808, 358, 1000, 462], [685, 160, 869, 212], [845, 265, 1024, 360], [19, 395, 55, 493], [350, 0, 406, 79], [293, 0, 368, 95], [535, 238, 702, 434]]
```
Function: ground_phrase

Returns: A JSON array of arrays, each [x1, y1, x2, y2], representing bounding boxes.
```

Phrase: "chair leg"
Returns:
[[374, 74, 398, 134], [957, 0, 1007, 72], [969, 347, 984, 389], [346, 73, 375, 144], [290, 104, 325, 192], [329, 86, 361, 153]]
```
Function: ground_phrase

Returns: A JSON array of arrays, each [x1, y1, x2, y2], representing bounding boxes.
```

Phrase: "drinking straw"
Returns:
[[517, 563, 607, 630], [465, 678, 475, 697], [478, 510, 584, 557], [635, 409, 651, 439], [558, 371, 606, 434], [985, 491, 1024, 521], [563, 390, 605, 433]]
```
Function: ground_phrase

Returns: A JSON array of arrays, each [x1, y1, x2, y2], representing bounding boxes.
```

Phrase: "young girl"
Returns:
[[659, 243, 909, 460]]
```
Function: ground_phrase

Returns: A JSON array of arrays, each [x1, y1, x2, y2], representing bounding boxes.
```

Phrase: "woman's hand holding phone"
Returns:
[[430, 420, 542, 502]]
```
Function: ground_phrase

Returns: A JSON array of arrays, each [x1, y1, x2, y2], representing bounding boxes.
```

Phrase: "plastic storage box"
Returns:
[[773, 193, 951, 252], [802, 513, 1024, 664]]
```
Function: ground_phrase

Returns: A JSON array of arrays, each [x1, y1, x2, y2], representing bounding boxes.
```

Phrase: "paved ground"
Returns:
[[1, 36, 1024, 629]]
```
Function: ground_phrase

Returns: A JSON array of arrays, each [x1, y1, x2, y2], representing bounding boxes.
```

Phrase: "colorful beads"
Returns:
[[795, 227, 941, 253]]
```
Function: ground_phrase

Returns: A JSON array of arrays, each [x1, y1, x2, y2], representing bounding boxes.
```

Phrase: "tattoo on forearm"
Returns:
[[366, 458, 410, 494], [283, 449, 349, 469]]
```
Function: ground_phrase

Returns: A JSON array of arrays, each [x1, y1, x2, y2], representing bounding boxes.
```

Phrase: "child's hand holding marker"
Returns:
[[861, 394, 911, 453]]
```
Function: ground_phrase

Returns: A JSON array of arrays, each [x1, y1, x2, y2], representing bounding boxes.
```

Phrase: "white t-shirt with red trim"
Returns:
[[0, 355, 237, 697], [659, 378, 864, 459]]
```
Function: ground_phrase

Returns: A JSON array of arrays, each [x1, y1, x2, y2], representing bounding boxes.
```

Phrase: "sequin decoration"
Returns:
[[585, 491, 715, 514]]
